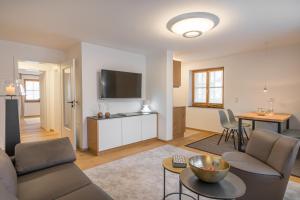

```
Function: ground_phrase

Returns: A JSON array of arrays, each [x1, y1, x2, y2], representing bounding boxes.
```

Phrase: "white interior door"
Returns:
[[39, 72, 47, 130], [61, 59, 76, 149]]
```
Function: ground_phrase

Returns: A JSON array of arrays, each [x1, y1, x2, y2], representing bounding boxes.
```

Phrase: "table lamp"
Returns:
[[5, 84, 16, 96], [141, 100, 152, 113]]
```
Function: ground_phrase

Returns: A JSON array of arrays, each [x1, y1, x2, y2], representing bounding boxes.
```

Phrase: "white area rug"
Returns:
[[84, 145, 300, 200]]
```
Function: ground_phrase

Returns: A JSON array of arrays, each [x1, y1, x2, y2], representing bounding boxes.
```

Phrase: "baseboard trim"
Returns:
[[185, 127, 221, 135], [23, 115, 40, 118], [94, 138, 160, 156], [77, 147, 89, 152]]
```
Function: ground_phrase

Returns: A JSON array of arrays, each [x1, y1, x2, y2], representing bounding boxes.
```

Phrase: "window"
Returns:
[[192, 67, 224, 108], [24, 79, 40, 102]]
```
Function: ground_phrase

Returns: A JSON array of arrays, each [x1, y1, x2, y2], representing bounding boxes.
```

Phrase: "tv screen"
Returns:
[[100, 69, 142, 98]]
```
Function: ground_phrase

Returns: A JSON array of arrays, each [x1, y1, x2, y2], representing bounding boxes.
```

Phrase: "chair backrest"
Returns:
[[227, 109, 237, 124], [246, 129, 300, 177], [218, 110, 229, 128]]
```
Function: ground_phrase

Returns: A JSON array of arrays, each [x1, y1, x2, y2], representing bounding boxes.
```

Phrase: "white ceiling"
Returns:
[[18, 61, 59, 73], [0, 0, 300, 61]]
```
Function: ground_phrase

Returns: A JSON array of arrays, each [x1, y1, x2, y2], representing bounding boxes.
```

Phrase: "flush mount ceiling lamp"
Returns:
[[167, 12, 220, 38]]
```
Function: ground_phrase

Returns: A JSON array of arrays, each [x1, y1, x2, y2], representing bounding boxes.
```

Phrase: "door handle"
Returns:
[[66, 100, 77, 108]]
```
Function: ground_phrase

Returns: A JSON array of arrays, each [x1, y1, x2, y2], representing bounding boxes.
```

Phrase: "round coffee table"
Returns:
[[180, 168, 246, 200], [162, 157, 197, 200]]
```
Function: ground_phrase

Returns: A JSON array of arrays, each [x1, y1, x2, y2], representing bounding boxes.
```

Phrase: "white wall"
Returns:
[[80, 42, 146, 149], [45, 67, 61, 132], [174, 44, 300, 133], [0, 40, 64, 149], [0, 39, 175, 151], [146, 50, 173, 141], [24, 102, 40, 117]]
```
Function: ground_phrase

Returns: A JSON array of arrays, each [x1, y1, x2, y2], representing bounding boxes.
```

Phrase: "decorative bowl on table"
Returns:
[[189, 155, 230, 183], [257, 112, 266, 116]]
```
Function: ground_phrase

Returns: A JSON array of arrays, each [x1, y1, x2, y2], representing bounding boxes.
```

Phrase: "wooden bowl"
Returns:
[[189, 155, 230, 183], [256, 112, 266, 116], [97, 112, 103, 118], [105, 112, 111, 118]]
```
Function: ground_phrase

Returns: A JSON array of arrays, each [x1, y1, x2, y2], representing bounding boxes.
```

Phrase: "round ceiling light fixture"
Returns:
[[167, 12, 220, 38]]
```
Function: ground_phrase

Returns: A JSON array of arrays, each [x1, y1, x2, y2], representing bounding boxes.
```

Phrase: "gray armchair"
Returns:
[[222, 129, 300, 200]]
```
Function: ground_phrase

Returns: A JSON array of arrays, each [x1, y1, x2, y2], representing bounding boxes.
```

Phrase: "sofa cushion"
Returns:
[[0, 149, 17, 196], [0, 181, 18, 200], [246, 129, 280, 162], [18, 163, 91, 200], [222, 151, 280, 176], [267, 135, 300, 176], [56, 184, 113, 200], [15, 137, 76, 175]]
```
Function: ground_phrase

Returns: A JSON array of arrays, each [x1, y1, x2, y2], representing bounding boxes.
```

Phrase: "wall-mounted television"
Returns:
[[100, 69, 142, 98]]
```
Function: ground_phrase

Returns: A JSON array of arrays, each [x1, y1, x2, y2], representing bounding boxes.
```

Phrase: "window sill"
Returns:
[[189, 105, 224, 109], [25, 100, 40, 103]]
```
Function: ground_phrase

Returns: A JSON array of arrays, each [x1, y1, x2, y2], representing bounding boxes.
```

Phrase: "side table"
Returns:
[[180, 168, 246, 200], [162, 157, 198, 200]]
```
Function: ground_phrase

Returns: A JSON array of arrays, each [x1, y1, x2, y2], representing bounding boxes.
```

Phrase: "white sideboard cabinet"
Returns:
[[87, 113, 157, 155]]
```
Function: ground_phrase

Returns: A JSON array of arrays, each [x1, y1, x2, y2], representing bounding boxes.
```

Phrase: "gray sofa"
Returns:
[[0, 137, 113, 200], [222, 129, 300, 200]]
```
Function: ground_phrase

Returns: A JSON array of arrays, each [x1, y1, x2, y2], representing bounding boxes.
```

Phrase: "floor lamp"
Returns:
[[3, 56, 21, 156]]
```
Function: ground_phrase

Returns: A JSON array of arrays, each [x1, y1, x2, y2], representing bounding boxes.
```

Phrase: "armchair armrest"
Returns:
[[15, 137, 76, 175]]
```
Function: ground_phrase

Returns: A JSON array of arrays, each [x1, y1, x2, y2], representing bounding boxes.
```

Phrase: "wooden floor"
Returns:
[[20, 117, 60, 143], [76, 129, 300, 183]]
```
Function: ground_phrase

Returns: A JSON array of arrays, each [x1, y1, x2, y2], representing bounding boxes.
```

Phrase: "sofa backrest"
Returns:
[[267, 135, 300, 176], [15, 137, 76, 175], [246, 129, 280, 162], [0, 149, 17, 196], [246, 129, 299, 177]]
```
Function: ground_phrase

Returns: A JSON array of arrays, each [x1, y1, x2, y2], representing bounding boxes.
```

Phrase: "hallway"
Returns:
[[20, 117, 60, 143]]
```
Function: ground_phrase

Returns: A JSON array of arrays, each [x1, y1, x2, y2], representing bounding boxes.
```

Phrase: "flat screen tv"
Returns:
[[100, 69, 142, 98]]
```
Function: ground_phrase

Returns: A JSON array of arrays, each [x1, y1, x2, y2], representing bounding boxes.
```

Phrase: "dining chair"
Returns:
[[217, 110, 237, 149], [227, 109, 250, 142]]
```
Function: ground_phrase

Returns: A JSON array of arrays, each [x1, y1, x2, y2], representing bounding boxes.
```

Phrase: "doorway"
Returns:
[[18, 60, 61, 143], [61, 60, 77, 149]]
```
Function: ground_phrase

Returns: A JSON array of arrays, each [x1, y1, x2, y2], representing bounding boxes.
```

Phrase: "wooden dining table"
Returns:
[[237, 112, 292, 151]]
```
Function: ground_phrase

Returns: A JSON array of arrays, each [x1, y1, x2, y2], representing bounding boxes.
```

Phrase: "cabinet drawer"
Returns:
[[173, 107, 186, 139], [122, 116, 142, 145], [141, 114, 157, 140], [173, 60, 181, 88], [98, 118, 122, 151]]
